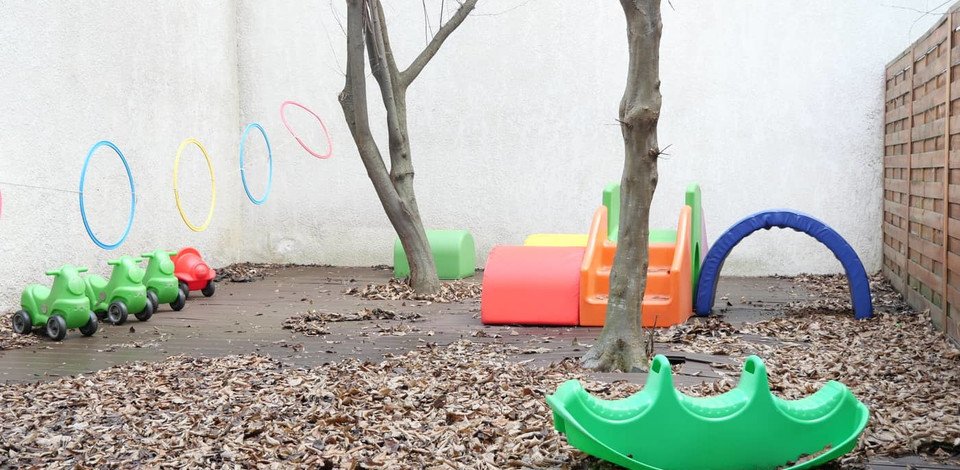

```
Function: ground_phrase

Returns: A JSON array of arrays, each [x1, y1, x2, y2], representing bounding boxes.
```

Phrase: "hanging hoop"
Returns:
[[173, 138, 217, 232], [79, 141, 136, 250], [279, 100, 333, 159], [239, 123, 273, 205]]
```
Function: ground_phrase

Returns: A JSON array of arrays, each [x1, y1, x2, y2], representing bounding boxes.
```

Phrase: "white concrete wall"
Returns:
[[0, 1, 242, 308], [0, 0, 946, 307]]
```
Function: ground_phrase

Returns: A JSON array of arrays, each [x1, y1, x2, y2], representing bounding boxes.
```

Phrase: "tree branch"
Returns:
[[364, 0, 408, 176], [373, 0, 399, 78], [400, 0, 478, 88], [339, 0, 399, 205]]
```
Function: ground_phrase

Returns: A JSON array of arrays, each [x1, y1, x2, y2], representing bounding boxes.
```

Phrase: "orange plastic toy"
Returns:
[[579, 205, 692, 327], [481, 246, 584, 325]]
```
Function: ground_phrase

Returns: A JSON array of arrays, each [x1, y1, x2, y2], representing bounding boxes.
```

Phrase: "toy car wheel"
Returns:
[[171, 288, 187, 312], [135, 299, 154, 322], [179, 282, 190, 300], [107, 301, 128, 325], [202, 281, 216, 298], [147, 290, 159, 313], [46, 315, 67, 341], [12, 310, 32, 335], [79, 312, 99, 337]]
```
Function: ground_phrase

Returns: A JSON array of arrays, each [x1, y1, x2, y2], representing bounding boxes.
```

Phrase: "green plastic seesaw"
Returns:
[[546, 355, 869, 470]]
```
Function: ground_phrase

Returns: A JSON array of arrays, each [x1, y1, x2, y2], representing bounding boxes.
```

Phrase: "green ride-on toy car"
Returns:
[[83, 255, 154, 325], [12, 265, 99, 341], [141, 250, 187, 312]]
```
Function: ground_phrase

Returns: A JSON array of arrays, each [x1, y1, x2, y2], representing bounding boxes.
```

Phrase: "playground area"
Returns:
[[5, 1, 960, 469], [0, 266, 958, 468]]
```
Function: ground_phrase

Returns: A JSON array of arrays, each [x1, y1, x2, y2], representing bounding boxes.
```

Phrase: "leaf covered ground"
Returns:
[[0, 274, 958, 468]]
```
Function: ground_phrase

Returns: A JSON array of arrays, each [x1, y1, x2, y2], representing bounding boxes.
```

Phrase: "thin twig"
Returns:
[[400, 0, 479, 87], [422, 0, 432, 45], [471, 0, 536, 17]]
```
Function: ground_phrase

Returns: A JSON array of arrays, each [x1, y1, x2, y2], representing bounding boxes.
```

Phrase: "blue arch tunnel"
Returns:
[[694, 210, 873, 320]]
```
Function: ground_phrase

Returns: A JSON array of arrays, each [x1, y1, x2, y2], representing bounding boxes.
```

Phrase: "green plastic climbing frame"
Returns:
[[685, 183, 705, 291], [546, 355, 869, 470], [603, 183, 676, 243], [602, 183, 621, 242], [394, 230, 476, 280], [604, 182, 706, 295], [603, 183, 704, 250]]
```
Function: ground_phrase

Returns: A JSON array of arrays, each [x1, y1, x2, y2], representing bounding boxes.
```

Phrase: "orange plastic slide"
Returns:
[[579, 205, 692, 327]]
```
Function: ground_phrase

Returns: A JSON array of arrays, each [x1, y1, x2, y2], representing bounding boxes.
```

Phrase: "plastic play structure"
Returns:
[[12, 248, 217, 341], [695, 210, 874, 319], [547, 355, 870, 469], [482, 183, 875, 327], [173, 247, 218, 298], [79, 141, 136, 250], [239, 122, 274, 205], [280, 100, 334, 159], [523, 233, 588, 247], [142, 250, 189, 313], [2, 100, 328, 339], [393, 229, 477, 280], [15, 265, 100, 341], [483, 245, 585, 325], [83, 255, 153, 325], [0, 100, 332, 254], [580, 204, 693, 327], [173, 138, 218, 233], [482, 183, 707, 327]]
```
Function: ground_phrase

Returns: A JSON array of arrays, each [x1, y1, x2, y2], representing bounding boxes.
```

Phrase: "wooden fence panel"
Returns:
[[883, 6, 960, 343]]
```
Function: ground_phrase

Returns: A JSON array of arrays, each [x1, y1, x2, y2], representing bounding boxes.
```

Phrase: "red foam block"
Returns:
[[481, 245, 584, 325]]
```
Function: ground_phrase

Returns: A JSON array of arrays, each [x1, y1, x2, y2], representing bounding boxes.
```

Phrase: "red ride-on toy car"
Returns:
[[171, 247, 217, 298]]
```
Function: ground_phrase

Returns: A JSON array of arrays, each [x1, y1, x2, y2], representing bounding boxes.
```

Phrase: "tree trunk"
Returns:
[[337, 0, 477, 294], [582, 0, 662, 372]]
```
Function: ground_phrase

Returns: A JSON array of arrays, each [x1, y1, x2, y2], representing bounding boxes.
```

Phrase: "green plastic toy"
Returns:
[[83, 256, 153, 325], [547, 355, 869, 470], [141, 250, 187, 312], [603, 183, 621, 242], [605, 182, 707, 295], [685, 183, 705, 292], [393, 230, 476, 279], [603, 183, 685, 244], [13, 265, 98, 341]]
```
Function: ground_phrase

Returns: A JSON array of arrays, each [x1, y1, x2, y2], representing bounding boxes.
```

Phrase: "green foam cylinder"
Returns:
[[393, 230, 476, 280]]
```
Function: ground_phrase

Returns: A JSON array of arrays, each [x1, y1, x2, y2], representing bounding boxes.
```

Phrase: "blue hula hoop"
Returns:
[[239, 122, 273, 205], [79, 141, 136, 250]]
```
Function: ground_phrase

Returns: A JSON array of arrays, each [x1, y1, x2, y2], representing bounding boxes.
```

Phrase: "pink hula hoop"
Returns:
[[280, 100, 333, 159]]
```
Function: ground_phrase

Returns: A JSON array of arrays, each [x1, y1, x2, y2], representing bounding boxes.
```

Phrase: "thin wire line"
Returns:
[[0, 180, 82, 194], [907, 0, 954, 40]]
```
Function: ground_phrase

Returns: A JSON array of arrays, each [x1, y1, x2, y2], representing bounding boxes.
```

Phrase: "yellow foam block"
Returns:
[[524, 233, 589, 247]]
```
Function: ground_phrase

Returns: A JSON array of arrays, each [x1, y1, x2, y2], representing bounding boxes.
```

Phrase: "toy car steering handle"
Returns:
[[108, 257, 144, 266], [140, 251, 178, 258], [46, 267, 88, 276]]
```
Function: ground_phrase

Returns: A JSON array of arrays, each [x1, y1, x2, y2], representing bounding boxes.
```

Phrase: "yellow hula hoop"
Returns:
[[173, 138, 217, 232]]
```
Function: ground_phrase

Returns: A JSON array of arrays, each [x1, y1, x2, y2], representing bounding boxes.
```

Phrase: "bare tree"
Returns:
[[338, 0, 478, 293], [582, 0, 662, 372]]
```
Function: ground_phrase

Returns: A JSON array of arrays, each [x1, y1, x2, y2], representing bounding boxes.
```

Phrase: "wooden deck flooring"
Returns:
[[0, 266, 799, 385]]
